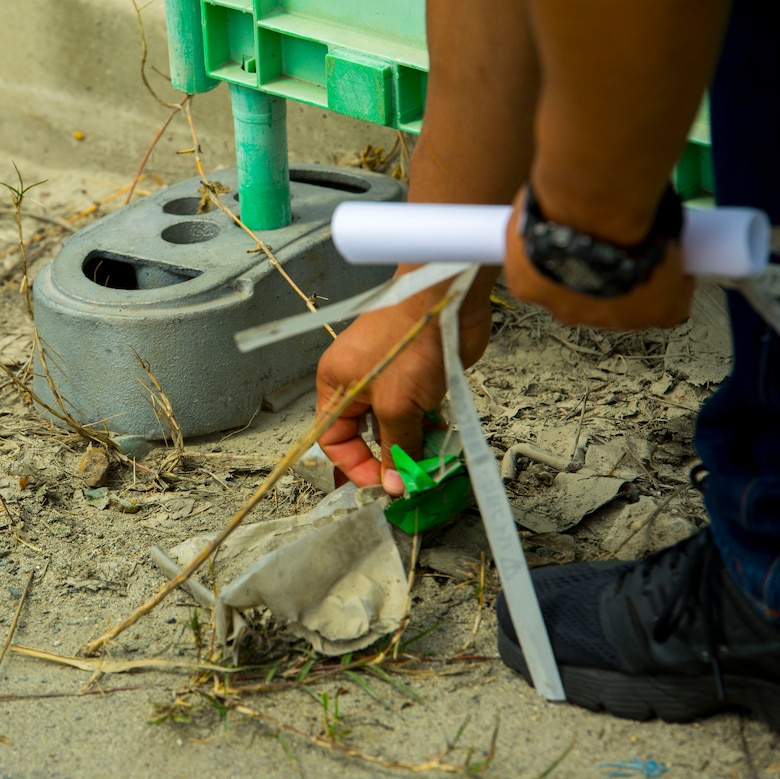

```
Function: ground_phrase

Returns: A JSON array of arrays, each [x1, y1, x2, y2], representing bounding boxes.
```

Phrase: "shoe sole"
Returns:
[[498, 625, 780, 731]]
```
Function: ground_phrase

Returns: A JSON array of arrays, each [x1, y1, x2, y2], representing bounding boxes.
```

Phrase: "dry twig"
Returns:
[[0, 571, 35, 667]]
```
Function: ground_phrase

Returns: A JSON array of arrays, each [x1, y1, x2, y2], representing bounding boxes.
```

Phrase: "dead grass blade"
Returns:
[[132, 349, 184, 471], [0, 167, 119, 451], [10, 645, 232, 675], [124, 0, 193, 204], [0, 686, 142, 702], [0, 361, 114, 451], [130, 0, 180, 110], [0, 571, 34, 666], [125, 96, 191, 205]]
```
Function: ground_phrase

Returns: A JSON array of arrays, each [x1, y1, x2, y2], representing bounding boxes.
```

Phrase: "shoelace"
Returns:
[[648, 529, 727, 701], [689, 462, 708, 493]]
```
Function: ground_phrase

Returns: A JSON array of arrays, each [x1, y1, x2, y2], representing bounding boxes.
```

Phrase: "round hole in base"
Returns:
[[163, 197, 203, 216], [161, 221, 221, 244]]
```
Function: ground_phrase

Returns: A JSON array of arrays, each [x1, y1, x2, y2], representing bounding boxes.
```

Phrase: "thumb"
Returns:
[[378, 415, 425, 497]]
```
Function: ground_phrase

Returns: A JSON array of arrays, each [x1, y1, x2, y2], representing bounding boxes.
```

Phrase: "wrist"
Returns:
[[519, 182, 683, 298], [531, 164, 672, 246]]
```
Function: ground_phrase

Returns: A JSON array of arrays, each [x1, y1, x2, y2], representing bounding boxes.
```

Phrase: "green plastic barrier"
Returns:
[[200, 0, 428, 133], [164, 0, 428, 229], [674, 101, 715, 200], [164, 1, 713, 224]]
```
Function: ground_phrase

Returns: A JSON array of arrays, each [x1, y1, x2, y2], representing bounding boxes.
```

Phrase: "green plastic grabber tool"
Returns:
[[384, 430, 472, 535]]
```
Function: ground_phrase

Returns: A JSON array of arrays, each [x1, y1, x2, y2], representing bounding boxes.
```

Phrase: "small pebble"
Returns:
[[77, 447, 110, 487], [114, 435, 154, 460]]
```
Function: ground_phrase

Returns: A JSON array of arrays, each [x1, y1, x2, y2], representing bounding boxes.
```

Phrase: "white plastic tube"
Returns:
[[332, 201, 771, 279]]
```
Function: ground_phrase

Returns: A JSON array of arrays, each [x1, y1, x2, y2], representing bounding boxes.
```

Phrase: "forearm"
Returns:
[[392, 0, 540, 326], [527, 0, 730, 243]]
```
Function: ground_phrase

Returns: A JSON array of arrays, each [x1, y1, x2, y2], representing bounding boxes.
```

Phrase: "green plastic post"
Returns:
[[164, 0, 220, 94], [229, 84, 292, 231]]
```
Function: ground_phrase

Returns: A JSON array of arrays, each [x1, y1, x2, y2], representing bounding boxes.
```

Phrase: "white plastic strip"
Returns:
[[332, 201, 771, 279], [235, 262, 472, 353], [438, 267, 565, 701]]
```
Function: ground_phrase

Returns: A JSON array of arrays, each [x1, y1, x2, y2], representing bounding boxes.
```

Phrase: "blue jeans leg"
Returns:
[[695, 292, 780, 621], [694, 0, 780, 621]]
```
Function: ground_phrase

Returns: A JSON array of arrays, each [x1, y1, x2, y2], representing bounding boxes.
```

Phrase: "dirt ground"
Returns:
[[0, 161, 778, 779]]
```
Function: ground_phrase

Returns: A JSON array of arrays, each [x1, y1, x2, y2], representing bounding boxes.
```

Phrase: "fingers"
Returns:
[[316, 306, 448, 496], [377, 408, 426, 496], [316, 392, 426, 496], [315, 345, 381, 488], [317, 411, 382, 490]]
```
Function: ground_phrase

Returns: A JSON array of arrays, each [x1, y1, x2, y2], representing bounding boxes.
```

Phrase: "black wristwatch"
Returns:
[[520, 184, 684, 298]]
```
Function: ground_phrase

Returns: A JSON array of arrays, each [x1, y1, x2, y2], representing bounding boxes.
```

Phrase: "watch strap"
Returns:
[[521, 184, 683, 298]]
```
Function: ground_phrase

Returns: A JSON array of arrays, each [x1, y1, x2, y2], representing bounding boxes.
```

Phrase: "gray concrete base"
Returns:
[[33, 164, 401, 438]]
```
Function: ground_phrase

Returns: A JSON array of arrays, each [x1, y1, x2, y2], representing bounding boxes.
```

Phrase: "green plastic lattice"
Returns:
[[164, 0, 713, 228], [179, 0, 428, 133]]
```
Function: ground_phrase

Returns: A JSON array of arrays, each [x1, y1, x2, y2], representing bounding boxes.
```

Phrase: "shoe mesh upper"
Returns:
[[497, 529, 780, 728], [498, 560, 632, 670]]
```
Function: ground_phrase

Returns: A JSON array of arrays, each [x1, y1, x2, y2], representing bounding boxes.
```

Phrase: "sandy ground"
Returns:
[[0, 156, 778, 779], [0, 6, 779, 770]]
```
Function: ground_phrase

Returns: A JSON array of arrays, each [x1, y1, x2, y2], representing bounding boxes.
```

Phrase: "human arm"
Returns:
[[317, 0, 538, 493], [317, 0, 731, 492], [503, 0, 730, 326]]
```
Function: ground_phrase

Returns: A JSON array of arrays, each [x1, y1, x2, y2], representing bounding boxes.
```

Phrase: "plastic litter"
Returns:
[[385, 426, 471, 535], [158, 483, 408, 658], [598, 757, 670, 778]]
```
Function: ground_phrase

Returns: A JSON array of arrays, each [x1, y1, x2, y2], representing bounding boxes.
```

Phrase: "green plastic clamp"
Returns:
[[384, 428, 472, 535]]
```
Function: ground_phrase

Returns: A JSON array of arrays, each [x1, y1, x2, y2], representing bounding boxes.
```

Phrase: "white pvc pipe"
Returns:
[[332, 201, 771, 279]]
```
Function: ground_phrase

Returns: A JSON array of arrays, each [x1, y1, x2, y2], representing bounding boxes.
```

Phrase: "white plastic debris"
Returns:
[[164, 485, 408, 657]]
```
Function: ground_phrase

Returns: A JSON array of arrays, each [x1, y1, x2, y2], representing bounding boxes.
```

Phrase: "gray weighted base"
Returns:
[[33, 164, 401, 439]]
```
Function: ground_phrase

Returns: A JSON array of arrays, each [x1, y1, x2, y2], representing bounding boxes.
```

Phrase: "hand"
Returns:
[[503, 189, 695, 329], [316, 272, 495, 495]]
